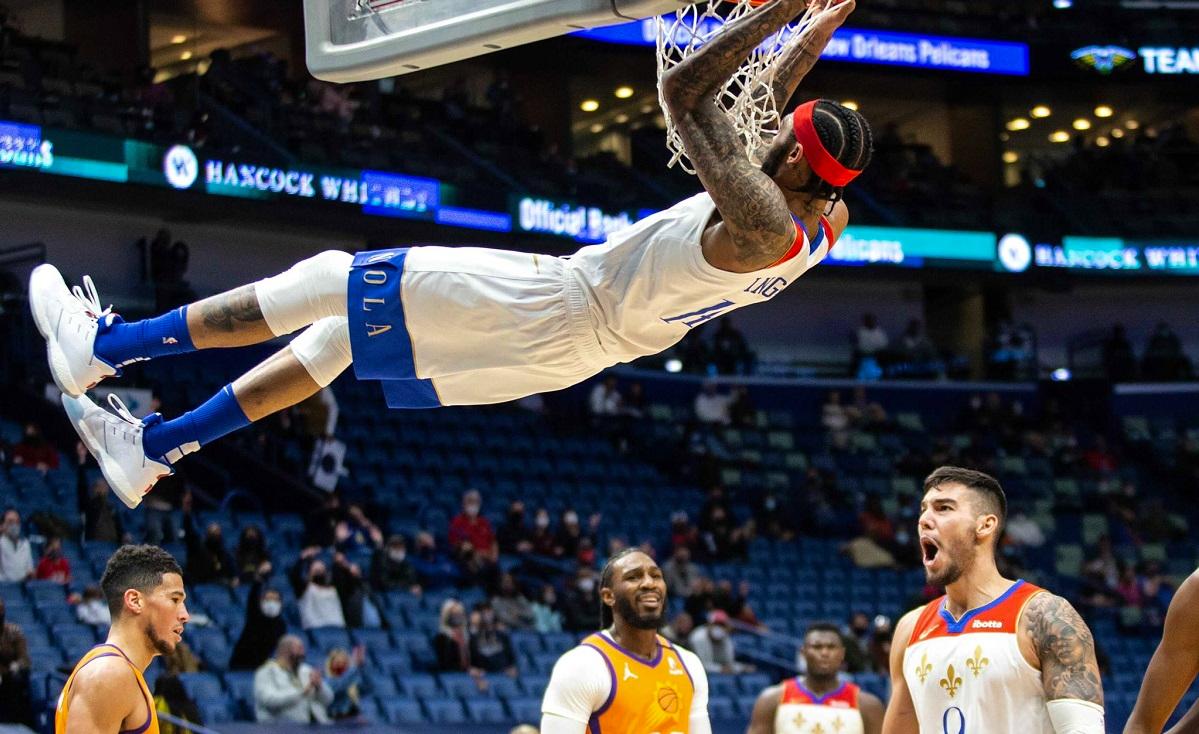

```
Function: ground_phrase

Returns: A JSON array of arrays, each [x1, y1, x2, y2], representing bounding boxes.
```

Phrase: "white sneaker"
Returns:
[[63, 392, 172, 509], [29, 264, 118, 397]]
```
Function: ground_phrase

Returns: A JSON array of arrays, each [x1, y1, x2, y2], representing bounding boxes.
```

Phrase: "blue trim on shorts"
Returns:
[[347, 247, 442, 409]]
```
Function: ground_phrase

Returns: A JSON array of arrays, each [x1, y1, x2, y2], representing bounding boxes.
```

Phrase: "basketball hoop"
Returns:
[[656, 0, 816, 174]]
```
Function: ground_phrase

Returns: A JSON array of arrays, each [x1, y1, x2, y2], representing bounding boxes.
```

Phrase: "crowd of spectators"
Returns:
[[1102, 322, 1194, 382]]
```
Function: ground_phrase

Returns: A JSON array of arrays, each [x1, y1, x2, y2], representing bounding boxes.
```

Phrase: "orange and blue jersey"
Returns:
[[56, 643, 159, 734], [581, 632, 697, 734], [775, 679, 863, 734]]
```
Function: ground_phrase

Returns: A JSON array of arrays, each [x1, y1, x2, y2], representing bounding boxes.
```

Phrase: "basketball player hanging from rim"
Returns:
[[30, 0, 869, 508]]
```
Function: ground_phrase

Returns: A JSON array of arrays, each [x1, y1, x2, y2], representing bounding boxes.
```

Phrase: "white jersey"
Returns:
[[566, 191, 834, 366], [902, 580, 1053, 734], [774, 679, 864, 734], [352, 192, 833, 408]]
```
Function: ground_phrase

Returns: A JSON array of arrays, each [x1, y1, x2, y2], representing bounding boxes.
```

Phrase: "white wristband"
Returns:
[[1047, 698, 1106, 734]]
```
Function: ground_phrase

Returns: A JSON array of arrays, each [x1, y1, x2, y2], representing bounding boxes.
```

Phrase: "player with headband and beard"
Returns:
[[883, 467, 1105, 734], [541, 548, 710, 733], [31, 0, 869, 510], [56, 545, 190, 734]]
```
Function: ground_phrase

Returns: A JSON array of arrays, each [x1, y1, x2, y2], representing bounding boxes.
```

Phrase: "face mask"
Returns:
[[709, 627, 727, 641], [4, 525, 19, 540], [564, 512, 579, 525], [448, 612, 466, 627], [465, 504, 480, 517], [388, 550, 406, 563], [577, 577, 595, 592], [535, 516, 549, 529], [312, 572, 330, 586], [330, 662, 348, 676], [261, 600, 283, 618]]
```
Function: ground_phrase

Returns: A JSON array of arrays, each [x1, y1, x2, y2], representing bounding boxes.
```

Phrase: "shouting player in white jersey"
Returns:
[[28, 0, 869, 508], [882, 466, 1105, 734], [747, 622, 884, 734], [1124, 569, 1199, 734]]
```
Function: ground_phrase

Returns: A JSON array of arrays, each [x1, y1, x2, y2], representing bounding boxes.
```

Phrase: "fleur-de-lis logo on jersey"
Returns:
[[939, 664, 963, 698], [812, 724, 826, 734], [966, 646, 990, 678], [915, 653, 933, 684], [832, 715, 845, 732], [792, 712, 806, 730]]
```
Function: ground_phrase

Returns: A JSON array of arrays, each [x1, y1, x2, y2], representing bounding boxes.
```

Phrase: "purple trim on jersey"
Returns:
[[598, 631, 663, 668], [73, 644, 154, 734], [674, 645, 697, 695], [939, 579, 1026, 634], [794, 679, 847, 705], [583, 642, 617, 734]]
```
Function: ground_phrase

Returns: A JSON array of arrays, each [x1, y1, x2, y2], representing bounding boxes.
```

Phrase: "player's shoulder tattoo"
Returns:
[[1023, 591, 1104, 705]]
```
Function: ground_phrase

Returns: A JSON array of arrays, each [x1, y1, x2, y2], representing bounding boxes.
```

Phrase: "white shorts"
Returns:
[[347, 246, 609, 407]]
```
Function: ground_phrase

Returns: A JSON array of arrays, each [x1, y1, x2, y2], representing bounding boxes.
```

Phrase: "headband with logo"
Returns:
[[792, 100, 862, 188]]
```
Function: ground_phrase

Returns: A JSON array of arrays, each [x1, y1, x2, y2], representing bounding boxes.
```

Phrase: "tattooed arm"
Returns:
[[1125, 572, 1199, 734], [758, 0, 856, 111], [1020, 592, 1106, 732], [660, 0, 808, 272]]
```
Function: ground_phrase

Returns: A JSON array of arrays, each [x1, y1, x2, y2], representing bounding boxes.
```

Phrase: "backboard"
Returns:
[[305, 0, 690, 82]]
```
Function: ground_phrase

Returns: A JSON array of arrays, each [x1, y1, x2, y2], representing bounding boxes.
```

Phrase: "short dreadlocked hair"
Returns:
[[598, 547, 653, 628]]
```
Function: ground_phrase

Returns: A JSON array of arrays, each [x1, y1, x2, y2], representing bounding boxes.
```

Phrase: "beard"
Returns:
[[146, 623, 176, 656], [925, 538, 973, 587], [613, 594, 666, 630]]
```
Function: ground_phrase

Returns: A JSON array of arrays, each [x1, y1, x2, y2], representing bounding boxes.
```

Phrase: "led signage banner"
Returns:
[[576, 22, 1029, 76]]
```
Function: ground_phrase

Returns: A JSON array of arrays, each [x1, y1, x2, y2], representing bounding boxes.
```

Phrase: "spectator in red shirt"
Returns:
[[449, 490, 497, 562], [12, 423, 58, 471], [35, 537, 71, 583]]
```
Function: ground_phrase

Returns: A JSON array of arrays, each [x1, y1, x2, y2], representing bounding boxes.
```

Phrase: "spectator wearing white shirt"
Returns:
[[687, 610, 752, 674], [0, 510, 33, 583], [254, 635, 333, 723], [855, 313, 889, 356], [292, 552, 346, 630], [75, 585, 112, 626], [693, 382, 731, 425], [588, 377, 623, 417], [1005, 511, 1046, 548]]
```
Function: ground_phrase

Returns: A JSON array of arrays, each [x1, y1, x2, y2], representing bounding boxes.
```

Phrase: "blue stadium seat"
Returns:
[[374, 650, 412, 677], [198, 696, 234, 724], [736, 694, 759, 717], [520, 674, 550, 697], [708, 674, 739, 699], [352, 628, 391, 649], [440, 672, 485, 698], [309, 626, 352, 652], [738, 672, 772, 693], [397, 673, 439, 698], [465, 699, 507, 724], [530, 651, 561, 674], [380, 698, 425, 724], [424, 699, 467, 724], [708, 695, 737, 721], [178, 672, 223, 702], [506, 696, 543, 723], [367, 673, 399, 698], [487, 675, 522, 700], [222, 671, 256, 711]]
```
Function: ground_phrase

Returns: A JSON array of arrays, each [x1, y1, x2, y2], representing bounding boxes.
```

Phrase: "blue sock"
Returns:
[[143, 385, 250, 463], [93, 306, 195, 368]]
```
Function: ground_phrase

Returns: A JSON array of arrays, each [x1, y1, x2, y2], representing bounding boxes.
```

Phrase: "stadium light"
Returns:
[[1053, 0, 1073, 8], [1006, 118, 1030, 131], [1096, 136, 1110, 147], [1125, 119, 1140, 130], [1031, 105, 1051, 118], [1049, 130, 1070, 143], [842, 100, 859, 111], [1072, 118, 1091, 130], [614, 86, 634, 99], [589, 123, 604, 133], [580, 99, 599, 112], [1094, 105, 1113, 118], [171, 35, 188, 44], [665, 359, 683, 373], [1111, 128, 1125, 138]]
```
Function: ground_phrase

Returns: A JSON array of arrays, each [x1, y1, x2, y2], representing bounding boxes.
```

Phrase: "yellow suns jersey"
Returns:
[[56, 644, 159, 734], [542, 631, 709, 734]]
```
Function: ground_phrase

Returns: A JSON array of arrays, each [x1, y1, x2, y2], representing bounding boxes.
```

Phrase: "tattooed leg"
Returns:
[[186, 285, 276, 349]]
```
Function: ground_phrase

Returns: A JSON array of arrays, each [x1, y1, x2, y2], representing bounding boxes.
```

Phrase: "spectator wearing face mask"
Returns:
[[0, 597, 32, 725], [492, 573, 535, 630], [371, 534, 421, 594], [554, 509, 599, 560], [75, 584, 112, 626], [0, 509, 33, 583], [530, 508, 556, 557], [688, 610, 752, 674], [254, 635, 333, 723], [12, 423, 58, 471], [324, 646, 367, 721], [562, 566, 601, 632], [531, 585, 563, 633], [230, 562, 288, 670], [449, 489, 498, 563], [235, 525, 271, 583], [182, 493, 235, 585], [292, 549, 346, 629], [469, 602, 518, 677], [497, 501, 531, 555], [433, 600, 477, 674], [410, 531, 462, 589], [35, 536, 71, 583]]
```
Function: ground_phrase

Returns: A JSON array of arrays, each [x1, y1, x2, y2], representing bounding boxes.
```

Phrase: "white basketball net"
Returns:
[[656, 1, 816, 174]]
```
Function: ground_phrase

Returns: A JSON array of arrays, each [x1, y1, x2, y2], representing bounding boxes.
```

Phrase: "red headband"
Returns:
[[792, 100, 862, 188]]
